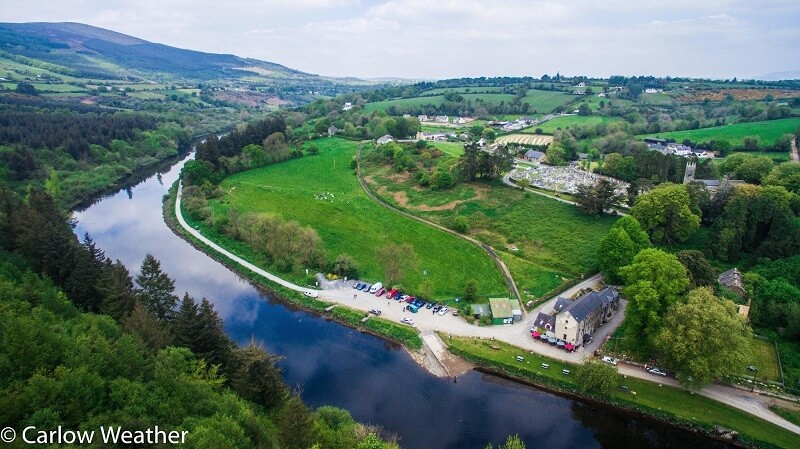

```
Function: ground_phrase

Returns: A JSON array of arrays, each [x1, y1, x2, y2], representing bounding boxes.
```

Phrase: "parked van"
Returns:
[[369, 282, 383, 294]]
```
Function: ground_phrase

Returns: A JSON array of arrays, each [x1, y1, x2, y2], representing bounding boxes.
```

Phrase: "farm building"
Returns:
[[524, 149, 546, 163], [376, 135, 395, 145], [555, 288, 619, 347], [471, 304, 491, 320], [489, 298, 514, 325], [418, 115, 429, 122], [435, 115, 449, 123]]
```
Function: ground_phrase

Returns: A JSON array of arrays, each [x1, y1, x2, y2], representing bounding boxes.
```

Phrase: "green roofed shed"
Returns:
[[489, 298, 514, 325]]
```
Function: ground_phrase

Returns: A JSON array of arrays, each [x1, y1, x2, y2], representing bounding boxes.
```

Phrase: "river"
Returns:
[[73, 153, 729, 449]]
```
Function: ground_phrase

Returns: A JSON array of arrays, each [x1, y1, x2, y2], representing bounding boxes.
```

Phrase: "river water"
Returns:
[[73, 153, 728, 449]]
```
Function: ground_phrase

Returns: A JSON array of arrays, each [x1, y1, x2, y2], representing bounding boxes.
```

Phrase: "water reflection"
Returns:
[[72, 153, 724, 449]]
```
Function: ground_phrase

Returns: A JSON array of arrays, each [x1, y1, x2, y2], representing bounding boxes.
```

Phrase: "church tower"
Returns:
[[683, 160, 696, 184]]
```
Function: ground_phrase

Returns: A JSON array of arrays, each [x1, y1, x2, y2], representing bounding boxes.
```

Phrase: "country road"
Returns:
[[792, 137, 798, 162], [175, 178, 800, 436]]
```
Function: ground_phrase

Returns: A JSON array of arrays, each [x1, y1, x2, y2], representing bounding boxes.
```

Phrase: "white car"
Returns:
[[437, 307, 449, 316], [647, 367, 668, 377], [601, 356, 618, 366], [368, 309, 382, 316], [401, 317, 414, 325], [303, 290, 319, 298], [369, 282, 383, 294]]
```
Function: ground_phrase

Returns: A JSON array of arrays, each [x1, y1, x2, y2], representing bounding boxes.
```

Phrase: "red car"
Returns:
[[405, 296, 415, 303], [375, 288, 386, 297], [387, 289, 398, 299]]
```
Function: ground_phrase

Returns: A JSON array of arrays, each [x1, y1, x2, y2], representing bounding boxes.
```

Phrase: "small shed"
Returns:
[[471, 304, 491, 320], [489, 298, 514, 325]]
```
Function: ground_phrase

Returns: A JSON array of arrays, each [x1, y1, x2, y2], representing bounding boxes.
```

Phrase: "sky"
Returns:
[[2, 0, 799, 80]]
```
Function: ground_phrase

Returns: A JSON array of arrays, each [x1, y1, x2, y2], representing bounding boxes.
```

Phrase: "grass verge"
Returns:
[[446, 336, 798, 449]]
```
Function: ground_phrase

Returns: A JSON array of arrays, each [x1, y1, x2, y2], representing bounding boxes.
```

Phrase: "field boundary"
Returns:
[[355, 145, 524, 307]]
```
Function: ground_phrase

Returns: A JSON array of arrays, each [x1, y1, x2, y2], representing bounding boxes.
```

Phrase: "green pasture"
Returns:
[[208, 137, 508, 298], [522, 115, 623, 134], [643, 117, 800, 148], [429, 141, 465, 157], [740, 338, 782, 383], [363, 93, 516, 113], [520, 90, 574, 113]]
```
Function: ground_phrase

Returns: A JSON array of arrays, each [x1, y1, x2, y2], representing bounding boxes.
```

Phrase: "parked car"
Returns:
[[426, 302, 434, 309], [437, 307, 449, 316], [432, 305, 442, 313], [401, 317, 414, 325], [408, 305, 419, 313], [387, 289, 398, 299], [452, 309, 459, 316], [303, 291, 319, 298], [361, 284, 372, 292], [369, 282, 383, 294], [375, 288, 386, 297], [601, 356, 618, 366], [353, 282, 362, 290], [368, 309, 382, 316], [647, 367, 667, 377], [405, 296, 415, 303]]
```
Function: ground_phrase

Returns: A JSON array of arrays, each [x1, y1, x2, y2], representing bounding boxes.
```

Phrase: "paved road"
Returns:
[[175, 180, 800, 436]]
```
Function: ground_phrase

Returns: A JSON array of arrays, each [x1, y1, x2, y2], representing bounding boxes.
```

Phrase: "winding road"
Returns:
[[174, 175, 800, 437]]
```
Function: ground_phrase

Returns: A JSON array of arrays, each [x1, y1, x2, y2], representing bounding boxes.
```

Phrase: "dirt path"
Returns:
[[355, 146, 523, 305], [791, 137, 799, 163]]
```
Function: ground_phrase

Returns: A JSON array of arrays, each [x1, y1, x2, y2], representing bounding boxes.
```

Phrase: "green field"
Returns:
[[522, 115, 623, 134], [363, 93, 516, 113], [420, 87, 506, 95], [361, 158, 617, 291], [207, 138, 508, 298], [429, 141, 465, 157], [520, 90, 574, 113], [643, 117, 800, 148], [447, 336, 800, 449], [740, 338, 782, 383]]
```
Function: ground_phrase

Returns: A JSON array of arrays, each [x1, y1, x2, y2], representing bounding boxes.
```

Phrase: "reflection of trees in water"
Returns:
[[570, 402, 731, 449]]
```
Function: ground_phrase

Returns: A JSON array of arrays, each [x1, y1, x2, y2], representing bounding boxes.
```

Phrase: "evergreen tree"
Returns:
[[135, 253, 178, 322], [231, 341, 288, 409], [123, 302, 172, 350], [173, 293, 202, 349], [98, 259, 137, 321], [195, 298, 232, 368]]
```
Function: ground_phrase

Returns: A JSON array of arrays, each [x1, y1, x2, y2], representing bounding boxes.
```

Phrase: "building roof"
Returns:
[[718, 268, 744, 290], [562, 287, 618, 322], [471, 304, 491, 317], [533, 312, 555, 330], [700, 179, 720, 187], [554, 297, 571, 313], [525, 149, 545, 159], [489, 298, 514, 319]]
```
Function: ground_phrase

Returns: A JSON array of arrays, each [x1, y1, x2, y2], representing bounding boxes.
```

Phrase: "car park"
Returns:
[[601, 356, 618, 366], [368, 309, 381, 316], [401, 317, 414, 325], [437, 307, 449, 316], [647, 367, 667, 377]]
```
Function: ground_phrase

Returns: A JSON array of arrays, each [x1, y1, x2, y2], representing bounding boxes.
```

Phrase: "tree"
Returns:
[[675, 250, 716, 288], [620, 249, 690, 343], [375, 243, 418, 285], [464, 279, 479, 302], [598, 228, 636, 285], [576, 359, 617, 395], [98, 259, 137, 321], [631, 183, 700, 243], [15, 82, 38, 96], [577, 103, 591, 116], [135, 253, 178, 322], [231, 341, 288, 409], [735, 156, 774, 184], [173, 293, 202, 349], [575, 178, 623, 215], [123, 302, 172, 350], [485, 435, 526, 449], [546, 144, 567, 166], [654, 288, 752, 389], [451, 215, 469, 233], [194, 298, 233, 368], [613, 216, 651, 251], [763, 162, 800, 194], [332, 254, 359, 278]]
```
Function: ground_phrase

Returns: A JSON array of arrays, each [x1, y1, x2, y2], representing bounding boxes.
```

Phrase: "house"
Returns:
[[454, 117, 467, 124], [489, 298, 514, 325], [719, 268, 746, 297], [578, 153, 589, 161], [666, 143, 693, 156], [376, 135, 395, 145], [554, 288, 619, 347], [576, 82, 586, 88], [553, 297, 571, 313], [435, 115, 449, 123], [342, 102, 353, 111], [327, 125, 338, 137], [418, 115, 429, 122], [533, 312, 555, 335], [524, 149, 546, 163]]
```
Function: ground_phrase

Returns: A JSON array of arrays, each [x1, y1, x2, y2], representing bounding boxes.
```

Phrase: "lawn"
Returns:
[[740, 338, 782, 383], [361, 158, 617, 284], [207, 137, 508, 299], [770, 406, 800, 427], [521, 115, 623, 134], [429, 141, 465, 157], [642, 117, 800, 148], [363, 93, 516, 113], [520, 90, 574, 113], [447, 336, 800, 449]]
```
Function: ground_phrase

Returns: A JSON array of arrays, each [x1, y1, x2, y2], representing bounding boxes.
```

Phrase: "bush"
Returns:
[[451, 216, 469, 233]]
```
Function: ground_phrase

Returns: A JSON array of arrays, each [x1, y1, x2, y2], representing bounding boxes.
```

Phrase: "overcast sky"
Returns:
[[2, 0, 799, 79]]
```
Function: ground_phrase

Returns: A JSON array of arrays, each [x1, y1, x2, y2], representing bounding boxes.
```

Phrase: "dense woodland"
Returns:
[[0, 184, 398, 449]]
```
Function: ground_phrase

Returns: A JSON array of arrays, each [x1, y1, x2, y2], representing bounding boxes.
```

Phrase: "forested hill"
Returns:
[[1, 22, 312, 81]]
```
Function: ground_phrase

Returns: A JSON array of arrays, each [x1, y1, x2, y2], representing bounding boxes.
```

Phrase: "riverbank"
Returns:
[[163, 181, 424, 353], [167, 177, 799, 448], [445, 336, 798, 449]]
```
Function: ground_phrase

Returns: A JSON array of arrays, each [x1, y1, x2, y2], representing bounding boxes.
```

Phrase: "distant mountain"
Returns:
[[0, 22, 313, 81], [753, 69, 800, 81]]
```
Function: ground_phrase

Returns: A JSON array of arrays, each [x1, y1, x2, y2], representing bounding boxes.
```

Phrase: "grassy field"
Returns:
[[522, 115, 623, 134], [361, 159, 617, 291], [520, 90, 574, 113], [363, 93, 516, 113], [420, 87, 507, 95], [207, 137, 508, 298], [770, 406, 800, 427], [447, 336, 800, 449], [643, 117, 800, 148], [740, 338, 782, 383], [429, 141, 465, 157]]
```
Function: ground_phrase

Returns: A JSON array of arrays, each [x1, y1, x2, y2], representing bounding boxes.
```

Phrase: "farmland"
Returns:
[[496, 134, 554, 146], [362, 89, 574, 115], [363, 93, 516, 113], [521, 115, 623, 134], [642, 117, 800, 148], [206, 137, 509, 298], [520, 90, 574, 113], [361, 156, 617, 297]]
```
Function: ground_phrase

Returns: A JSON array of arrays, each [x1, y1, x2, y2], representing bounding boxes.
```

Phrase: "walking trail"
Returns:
[[174, 179, 800, 436]]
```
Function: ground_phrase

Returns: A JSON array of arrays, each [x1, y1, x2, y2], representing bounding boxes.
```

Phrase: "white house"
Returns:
[[376, 135, 395, 145], [435, 115, 449, 123], [418, 115, 429, 122], [343, 102, 353, 111]]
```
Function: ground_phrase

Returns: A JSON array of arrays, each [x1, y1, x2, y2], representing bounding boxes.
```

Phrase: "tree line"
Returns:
[[0, 183, 398, 448]]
